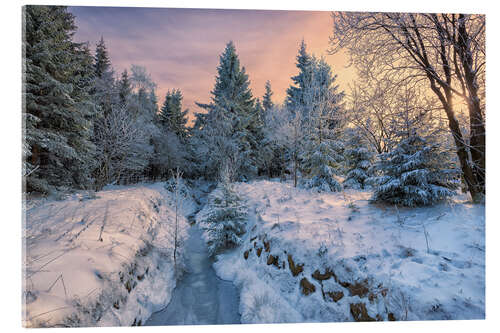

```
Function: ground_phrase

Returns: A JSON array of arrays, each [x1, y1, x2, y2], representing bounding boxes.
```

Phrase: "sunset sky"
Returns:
[[69, 6, 356, 122]]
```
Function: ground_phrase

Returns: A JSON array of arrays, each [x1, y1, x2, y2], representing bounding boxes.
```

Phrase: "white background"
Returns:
[[2, 0, 498, 332]]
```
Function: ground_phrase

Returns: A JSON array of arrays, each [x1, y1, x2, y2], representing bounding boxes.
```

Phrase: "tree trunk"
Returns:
[[31, 145, 39, 166], [293, 155, 297, 188], [444, 104, 480, 201], [456, 14, 485, 197]]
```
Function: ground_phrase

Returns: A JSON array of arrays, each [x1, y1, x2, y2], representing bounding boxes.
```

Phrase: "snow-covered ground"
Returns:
[[213, 180, 485, 323], [22, 182, 194, 327]]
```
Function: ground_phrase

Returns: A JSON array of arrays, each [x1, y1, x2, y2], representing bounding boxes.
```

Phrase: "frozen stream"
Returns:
[[146, 223, 241, 326]]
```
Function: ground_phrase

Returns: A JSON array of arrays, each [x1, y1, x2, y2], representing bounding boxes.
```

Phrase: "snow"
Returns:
[[212, 179, 485, 323], [22, 182, 193, 327]]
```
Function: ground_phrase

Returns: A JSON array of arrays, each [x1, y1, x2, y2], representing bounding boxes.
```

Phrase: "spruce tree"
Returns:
[[198, 172, 248, 257], [262, 80, 274, 112], [92, 36, 116, 116], [94, 36, 111, 79], [370, 135, 459, 206], [343, 129, 374, 189], [296, 55, 345, 192], [300, 141, 343, 192], [286, 39, 313, 115], [118, 69, 132, 104], [194, 41, 259, 180], [254, 98, 265, 124], [23, 5, 97, 193], [159, 89, 189, 140]]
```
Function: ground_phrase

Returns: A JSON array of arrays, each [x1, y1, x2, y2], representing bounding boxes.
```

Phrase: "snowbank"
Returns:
[[23, 182, 193, 327], [213, 180, 485, 323]]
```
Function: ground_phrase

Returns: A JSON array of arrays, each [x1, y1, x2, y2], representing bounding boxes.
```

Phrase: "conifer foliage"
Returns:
[[343, 129, 374, 189], [92, 36, 116, 115], [23, 5, 97, 193], [370, 135, 459, 206], [117, 69, 132, 104], [286, 41, 345, 191], [198, 170, 249, 257], [192, 41, 260, 180], [22, 7, 472, 211], [262, 80, 274, 112], [286, 40, 313, 115], [159, 89, 189, 140]]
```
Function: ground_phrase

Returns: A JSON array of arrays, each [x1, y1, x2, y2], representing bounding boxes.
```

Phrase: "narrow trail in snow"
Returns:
[[146, 189, 241, 326]]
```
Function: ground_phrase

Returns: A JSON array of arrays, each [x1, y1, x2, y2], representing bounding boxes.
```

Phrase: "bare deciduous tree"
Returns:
[[347, 74, 440, 154], [330, 13, 485, 202], [94, 105, 150, 189]]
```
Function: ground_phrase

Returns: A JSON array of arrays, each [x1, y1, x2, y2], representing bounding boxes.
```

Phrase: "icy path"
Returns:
[[145, 223, 241, 326]]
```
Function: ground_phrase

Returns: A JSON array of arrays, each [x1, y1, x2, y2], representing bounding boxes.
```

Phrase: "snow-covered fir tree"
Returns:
[[117, 69, 132, 105], [198, 168, 248, 257], [150, 89, 188, 179], [262, 80, 274, 112], [286, 39, 313, 115], [287, 43, 345, 191], [94, 36, 111, 78], [159, 89, 189, 140], [300, 140, 343, 192], [23, 5, 97, 193], [92, 36, 117, 115], [343, 128, 374, 189], [193, 41, 260, 181], [370, 135, 460, 206], [254, 98, 265, 124]]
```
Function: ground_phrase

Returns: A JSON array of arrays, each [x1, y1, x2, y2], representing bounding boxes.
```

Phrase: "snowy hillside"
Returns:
[[213, 180, 485, 323], [23, 183, 193, 327]]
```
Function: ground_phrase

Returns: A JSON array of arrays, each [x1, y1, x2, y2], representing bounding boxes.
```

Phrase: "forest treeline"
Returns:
[[23, 6, 485, 206]]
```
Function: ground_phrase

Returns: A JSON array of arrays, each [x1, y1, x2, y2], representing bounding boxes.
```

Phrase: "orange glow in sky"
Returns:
[[70, 7, 356, 122]]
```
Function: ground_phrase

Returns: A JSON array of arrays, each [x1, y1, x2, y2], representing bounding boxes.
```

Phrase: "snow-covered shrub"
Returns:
[[300, 142, 342, 192], [370, 135, 459, 206], [301, 175, 342, 193], [197, 181, 248, 257], [343, 146, 373, 189], [343, 130, 374, 189], [164, 175, 191, 199]]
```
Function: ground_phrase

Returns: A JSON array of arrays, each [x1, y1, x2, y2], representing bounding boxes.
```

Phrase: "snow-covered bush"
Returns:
[[164, 175, 191, 199], [301, 175, 342, 193], [370, 135, 459, 206], [300, 141, 342, 192], [197, 181, 249, 257], [343, 132, 374, 189]]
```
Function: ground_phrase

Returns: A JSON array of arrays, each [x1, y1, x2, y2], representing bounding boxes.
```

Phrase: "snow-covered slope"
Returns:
[[213, 180, 485, 323], [23, 182, 193, 327]]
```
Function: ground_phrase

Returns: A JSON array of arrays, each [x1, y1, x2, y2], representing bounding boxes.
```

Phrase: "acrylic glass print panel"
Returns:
[[22, 4, 485, 327]]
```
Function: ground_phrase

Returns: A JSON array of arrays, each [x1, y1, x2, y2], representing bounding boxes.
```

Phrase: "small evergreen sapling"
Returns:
[[199, 172, 248, 257], [343, 146, 372, 189], [370, 135, 459, 206], [343, 130, 374, 189], [300, 140, 343, 192]]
